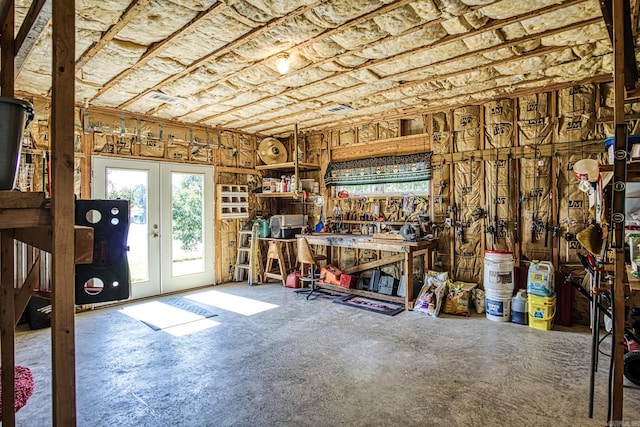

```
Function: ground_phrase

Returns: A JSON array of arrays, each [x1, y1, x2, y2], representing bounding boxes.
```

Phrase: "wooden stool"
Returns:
[[262, 239, 296, 285]]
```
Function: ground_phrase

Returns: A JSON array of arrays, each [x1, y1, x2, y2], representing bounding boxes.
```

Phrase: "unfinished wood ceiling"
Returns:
[[10, 0, 640, 136]]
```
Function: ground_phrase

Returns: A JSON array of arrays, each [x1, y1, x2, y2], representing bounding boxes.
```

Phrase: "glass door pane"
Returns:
[[107, 168, 150, 283], [170, 172, 205, 277], [92, 156, 161, 300], [161, 163, 214, 294]]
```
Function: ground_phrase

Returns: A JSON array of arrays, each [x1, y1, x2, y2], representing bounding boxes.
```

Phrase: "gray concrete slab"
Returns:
[[13, 283, 640, 426]]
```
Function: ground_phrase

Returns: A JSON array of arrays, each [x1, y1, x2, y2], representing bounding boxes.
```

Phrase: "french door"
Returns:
[[92, 156, 214, 299]]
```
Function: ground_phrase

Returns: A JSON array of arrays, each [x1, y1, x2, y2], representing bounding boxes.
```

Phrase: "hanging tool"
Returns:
[[545, 190, 552, 247], [515, 192, 525, 244], [493, 150, 500, 244], [531, 153, 540, 243]]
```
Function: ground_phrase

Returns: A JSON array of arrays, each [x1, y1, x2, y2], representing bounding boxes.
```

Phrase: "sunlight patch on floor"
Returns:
[[186, 290, 278, 316], [119, 301, 220, 336]]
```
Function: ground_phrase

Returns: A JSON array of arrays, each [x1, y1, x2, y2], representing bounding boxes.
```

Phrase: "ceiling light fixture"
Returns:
[[275, 53, 290, 74]]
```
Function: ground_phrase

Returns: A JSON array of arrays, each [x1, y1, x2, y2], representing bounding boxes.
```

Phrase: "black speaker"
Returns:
[[75, 199, 131, 304]]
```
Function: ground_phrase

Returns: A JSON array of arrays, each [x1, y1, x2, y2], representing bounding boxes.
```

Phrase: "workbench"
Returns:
[[301, 233, 436, 309]]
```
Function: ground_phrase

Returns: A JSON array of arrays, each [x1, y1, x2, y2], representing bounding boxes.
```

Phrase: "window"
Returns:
[[334, 180, 430, 197]]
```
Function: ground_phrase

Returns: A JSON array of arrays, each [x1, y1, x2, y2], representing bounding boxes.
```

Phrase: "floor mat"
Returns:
[[120, 297, 218, 331], [333, 295, 404, 316]]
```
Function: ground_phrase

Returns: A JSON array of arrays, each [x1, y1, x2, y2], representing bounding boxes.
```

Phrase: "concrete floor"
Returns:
[[12, 282, 640, 426]]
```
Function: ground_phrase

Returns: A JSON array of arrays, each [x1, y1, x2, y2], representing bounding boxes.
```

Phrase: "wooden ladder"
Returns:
[[234, 230, 252, 282], [234, 225, 262, 285]]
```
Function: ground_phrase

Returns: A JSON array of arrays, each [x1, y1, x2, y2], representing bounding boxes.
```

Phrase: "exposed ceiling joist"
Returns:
[[14, 0, 50, 73], [115, 0, 330, 109], [204, 3, 599, 129], [11, 0, 628, 136], [89, 0, 225, 99], [75, 0, 151, 70], [158, 0, 423, 118]]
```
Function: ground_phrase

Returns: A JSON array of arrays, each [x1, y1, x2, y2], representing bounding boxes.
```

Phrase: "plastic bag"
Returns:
[[414, 276, 447, 317], [472, 288, 485, 314], [443, 282, 471, 317]]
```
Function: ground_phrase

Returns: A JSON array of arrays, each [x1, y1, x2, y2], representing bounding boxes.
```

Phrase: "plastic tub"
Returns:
[[528, 294, 556, 331], [486, 288, 513, 322], [483, 250, 514, 291]]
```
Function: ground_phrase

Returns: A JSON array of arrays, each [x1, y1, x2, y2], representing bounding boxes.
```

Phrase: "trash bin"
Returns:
[[0, 97, 34, 190]]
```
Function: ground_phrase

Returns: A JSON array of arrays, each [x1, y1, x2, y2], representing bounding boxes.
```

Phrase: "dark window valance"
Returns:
[[324, 152, 432, 186]]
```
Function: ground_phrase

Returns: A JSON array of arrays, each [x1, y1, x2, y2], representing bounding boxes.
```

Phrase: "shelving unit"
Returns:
[[217, 184, 249, 219], [256, 161, 320, 172]]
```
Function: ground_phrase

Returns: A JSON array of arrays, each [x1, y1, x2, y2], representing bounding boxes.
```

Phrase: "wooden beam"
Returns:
[[13, 225, 94, 264], [260, 73, 612, 136], [1, 230, 16, 427], [0, 191, 45, 208], [113, 0, 326, 109], [0, 207, 51, 228], [51, 0, 76, 424], [198, 0, 591, 126], [14, 0, 49, 72], [14, 256, 40, 325], [0, 0, 13, 97], [611, 0, 627, 421], [330, 133, 429, 162], [168, 0, 423, 118], [633, 0, 640, 34], [75, 0, 150, 70], [0, 0, 10, 37]]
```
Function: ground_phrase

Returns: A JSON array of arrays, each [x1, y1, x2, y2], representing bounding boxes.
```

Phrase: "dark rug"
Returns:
[[333, 295, 404, 316]]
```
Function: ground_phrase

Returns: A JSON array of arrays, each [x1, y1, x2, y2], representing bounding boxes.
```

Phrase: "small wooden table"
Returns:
[[300, 233, 436, 309], [259, 238, 297, 285]]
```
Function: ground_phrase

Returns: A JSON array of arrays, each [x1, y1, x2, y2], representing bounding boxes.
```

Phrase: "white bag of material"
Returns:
[[414, 276, 448, 317], [472, 288, 486, 314]]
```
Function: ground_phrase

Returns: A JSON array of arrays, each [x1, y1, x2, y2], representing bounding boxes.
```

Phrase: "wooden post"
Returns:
[[51, 0, 77, 425], [1, 230, 16, 427], [611, 0, 626, 421], [0, 0, 14, 97]]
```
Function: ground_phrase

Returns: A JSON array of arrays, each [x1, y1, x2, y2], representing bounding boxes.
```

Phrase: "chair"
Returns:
[[295, 237, 327, 299]]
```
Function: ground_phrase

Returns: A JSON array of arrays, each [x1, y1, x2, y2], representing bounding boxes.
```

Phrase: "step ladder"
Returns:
[[234, 224, 262, 285]]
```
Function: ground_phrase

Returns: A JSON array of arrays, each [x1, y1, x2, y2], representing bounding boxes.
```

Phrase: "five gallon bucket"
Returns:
[[483, 250, 514, 291], [0, 97, 34, 190], [485, 288, 512, 322], [528, 294, 556, 331]]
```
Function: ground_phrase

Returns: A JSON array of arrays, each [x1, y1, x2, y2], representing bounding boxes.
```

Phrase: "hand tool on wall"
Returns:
[[493, 151, 500, 244], [545, 191, 552, 247], [515, 192, 524, 244]]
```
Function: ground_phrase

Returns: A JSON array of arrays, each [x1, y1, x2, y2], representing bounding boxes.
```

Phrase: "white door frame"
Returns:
[[92, 156, 214, 299]]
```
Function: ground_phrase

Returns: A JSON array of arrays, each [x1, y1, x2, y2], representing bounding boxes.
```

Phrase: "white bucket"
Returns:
[[486, 289, 512, 322], [483, 250, 514, 291]]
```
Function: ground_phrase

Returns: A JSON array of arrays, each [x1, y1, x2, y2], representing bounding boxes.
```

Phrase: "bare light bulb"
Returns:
[[275, 54, 290, 74]]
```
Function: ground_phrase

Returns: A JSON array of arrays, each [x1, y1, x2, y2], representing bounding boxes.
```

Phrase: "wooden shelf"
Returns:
[[255, 162, 320, 171], [255, 192, 306, 199], [217, 185, 249, 219], [0, 192, 50, 229], [329, 219, 419, 225], [331, 195, 428, 201]]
